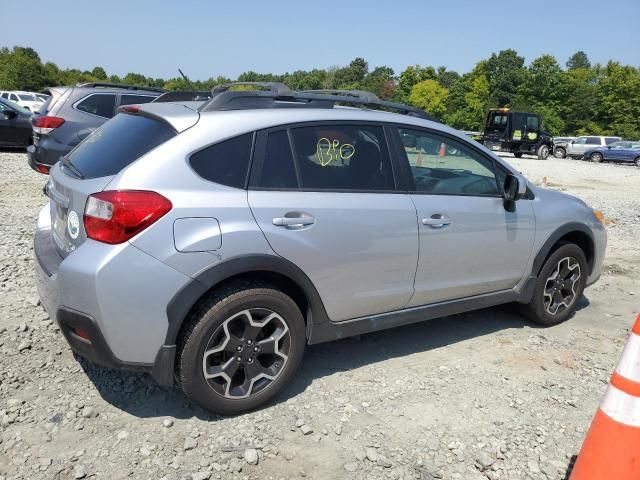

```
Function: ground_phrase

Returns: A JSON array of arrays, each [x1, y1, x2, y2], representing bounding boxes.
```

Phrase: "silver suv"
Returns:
[[34, 84, 607, 414], [554, 135, 621, 159]]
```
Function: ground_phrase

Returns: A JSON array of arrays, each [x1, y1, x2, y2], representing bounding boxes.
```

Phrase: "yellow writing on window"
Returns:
[[316, 138, 355, 166]]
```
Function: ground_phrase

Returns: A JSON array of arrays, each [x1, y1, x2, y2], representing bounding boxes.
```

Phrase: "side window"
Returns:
[[526, 116, 539, 129], [398, 128, 498, 196], [119, 94, 156, 106], [605, 137, 619, 145], [10, 94, 18, 101], [252, 130, 298, 189], [574, 137, 587, 145], [75, 94, 116, 118], [289, 124, 394, 191], [585, 137, 600, 145], [189, 133, 253, 188], [1, 93, 8, 99]]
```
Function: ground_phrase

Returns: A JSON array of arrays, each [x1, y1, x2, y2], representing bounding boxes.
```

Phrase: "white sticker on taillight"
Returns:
[[85, 196, 113, 220]]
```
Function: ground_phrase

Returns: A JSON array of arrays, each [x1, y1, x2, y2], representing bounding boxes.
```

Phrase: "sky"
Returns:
[[3, 0, 639, 80]]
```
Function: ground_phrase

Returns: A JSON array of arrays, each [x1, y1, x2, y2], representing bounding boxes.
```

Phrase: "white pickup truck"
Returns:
[[554, 135, 621, 159]]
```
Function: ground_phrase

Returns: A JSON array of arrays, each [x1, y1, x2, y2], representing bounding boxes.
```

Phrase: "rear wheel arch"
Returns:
[[164, 255, 330, 347]]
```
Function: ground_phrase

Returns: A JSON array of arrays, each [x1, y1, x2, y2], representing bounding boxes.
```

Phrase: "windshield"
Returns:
[[18, 93, 37, 101], [67, 113, 176, 178]]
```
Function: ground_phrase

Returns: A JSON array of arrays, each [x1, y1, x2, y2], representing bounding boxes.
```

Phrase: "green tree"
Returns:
[[91, 66, 108, 80], [566, 51, 591, 70], [444, 63, 490, 130], [485, 49, 526, 107], [361, 66, 395, 98], [396, 65, 437, 102], [332, 57, 369, 89], [0, 46, 48, 91], [595, 62, 640, 138], [409, 79, 448, 119]]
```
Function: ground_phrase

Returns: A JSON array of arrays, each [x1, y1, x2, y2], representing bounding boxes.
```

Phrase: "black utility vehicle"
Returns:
[[479, 109, 552, 160]]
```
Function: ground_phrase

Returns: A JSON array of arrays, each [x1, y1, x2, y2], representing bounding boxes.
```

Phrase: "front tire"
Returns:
[[177, 282, 306, 415], [537, 144, 550, 160], [634, 156, 640, 167], [554, 147, 566, 159], [513, 152, 523, 158], [521, 243, 587, 326]]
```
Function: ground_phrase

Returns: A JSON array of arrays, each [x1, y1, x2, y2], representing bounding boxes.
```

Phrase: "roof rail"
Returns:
[[75, 82, 165, 93], [152, 91, 212, 103], [200, 82, 436, 121]]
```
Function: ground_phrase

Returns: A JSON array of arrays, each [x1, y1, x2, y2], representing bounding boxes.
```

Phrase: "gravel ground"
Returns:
[[0, 150, 638, 480]]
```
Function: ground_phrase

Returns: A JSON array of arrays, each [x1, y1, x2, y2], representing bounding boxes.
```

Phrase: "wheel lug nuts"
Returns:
[[236, 346, 242, 351], [247, 340, 252, 345], [237, 356, 242, 362]]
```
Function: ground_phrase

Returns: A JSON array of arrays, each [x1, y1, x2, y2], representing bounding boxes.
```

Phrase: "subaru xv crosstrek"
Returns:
[[33, 84, 606, 414]]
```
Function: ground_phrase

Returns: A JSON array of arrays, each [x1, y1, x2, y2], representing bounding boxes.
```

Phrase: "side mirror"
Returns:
[[2, 109, 17, 119], [503, 174, 527, 211]]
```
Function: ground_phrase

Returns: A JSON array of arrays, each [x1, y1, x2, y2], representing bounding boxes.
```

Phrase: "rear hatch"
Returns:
[[46, 110, 180, 257], [32, 86, 71, 146]]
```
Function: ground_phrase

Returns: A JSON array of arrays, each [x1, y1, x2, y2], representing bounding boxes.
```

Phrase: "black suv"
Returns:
[[479, 109, 552, 160], [28, 83, 163, 173]]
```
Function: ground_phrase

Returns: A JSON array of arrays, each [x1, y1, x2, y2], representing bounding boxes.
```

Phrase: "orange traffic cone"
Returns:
[[570, 313, 640, 479], [439, 143, 446, 157], [542, 176, 548, 187]]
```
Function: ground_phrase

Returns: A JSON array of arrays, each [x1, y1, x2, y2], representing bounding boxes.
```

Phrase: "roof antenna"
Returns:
[[178, 68, 200, 100]]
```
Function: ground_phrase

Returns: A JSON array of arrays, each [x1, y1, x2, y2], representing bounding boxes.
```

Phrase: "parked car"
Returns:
[[34, 83, 606, 414], [35, 93, 50, 103], [0, 97, 33, 148], [0, 91, 44, 113], [479, 108, 553, 159], [552, 136, 574, 157], [553, 136, 621, 159], [27, 82, 163, 173], [584, 141, 640, 166]]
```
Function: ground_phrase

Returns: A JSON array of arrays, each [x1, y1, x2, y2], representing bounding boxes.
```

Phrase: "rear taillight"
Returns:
[[84, 190, 172, 244], [32, 115, 65, 134], [118, 105, 140, 114], [35, 164, 51, 174]]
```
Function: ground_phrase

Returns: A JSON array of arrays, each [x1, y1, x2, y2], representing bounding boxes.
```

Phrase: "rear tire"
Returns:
[[591, 152, 603, 163], [634, 156, 640, 167], [521, 243, 587, 326], [537, 144, 550, 160], [177, 281, 306, 415], [553, 147, 566, 158], [513, 152, 523, 158]]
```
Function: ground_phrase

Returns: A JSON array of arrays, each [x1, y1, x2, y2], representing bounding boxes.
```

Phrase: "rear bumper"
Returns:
[[33, 204, 190, 386], [27, 136, 71, 172]]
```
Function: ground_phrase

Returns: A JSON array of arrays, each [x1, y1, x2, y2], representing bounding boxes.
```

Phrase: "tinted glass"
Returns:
[[9, 94, 18, 101], [398, 128, 498, 196], [289, 125, 393, 191], [253, 130, 297, 189], [76, 94, 116, 118], [67, 113, 176, 179], [0, 93, 8, 99], [586, 137, 600, 145], [605, 137, 620, 145], [120, 94, 157, 106], [526, 116, 539, 129], [190, 133, 253, 188], [18, 94, 36, 101]]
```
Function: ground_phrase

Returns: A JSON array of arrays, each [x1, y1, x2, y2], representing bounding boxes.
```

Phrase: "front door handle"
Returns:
[[422, 214, 451, 228], [273, 214, 315, 227]]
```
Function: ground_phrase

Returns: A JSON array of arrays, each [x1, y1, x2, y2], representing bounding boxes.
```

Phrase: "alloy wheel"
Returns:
[[591, 153, 603, 163], [543, 257, 581, 316], [202, 308, 290, 399]]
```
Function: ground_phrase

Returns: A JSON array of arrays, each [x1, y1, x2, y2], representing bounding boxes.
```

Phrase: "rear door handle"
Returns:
[[273, 214, 315, 227], [422, 215, 451, 228]]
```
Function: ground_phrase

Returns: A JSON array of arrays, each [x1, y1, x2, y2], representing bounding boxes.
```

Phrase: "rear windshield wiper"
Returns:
[[58, 156, 84, 179]]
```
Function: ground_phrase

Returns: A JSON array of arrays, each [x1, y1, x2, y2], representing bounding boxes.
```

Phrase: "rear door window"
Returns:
[[585, 137, 600, 145], [605, 137, 620, 145], [119, 94, 157, 106], [67, 113, 176, 178], [75, 93, 116, 118], [251, 130, 298, 189], [289, 124, 394, 191], [189, 133, 254, 188]]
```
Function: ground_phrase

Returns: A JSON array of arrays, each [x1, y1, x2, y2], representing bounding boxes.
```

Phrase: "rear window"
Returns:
[[67, 113, 176, 179]]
